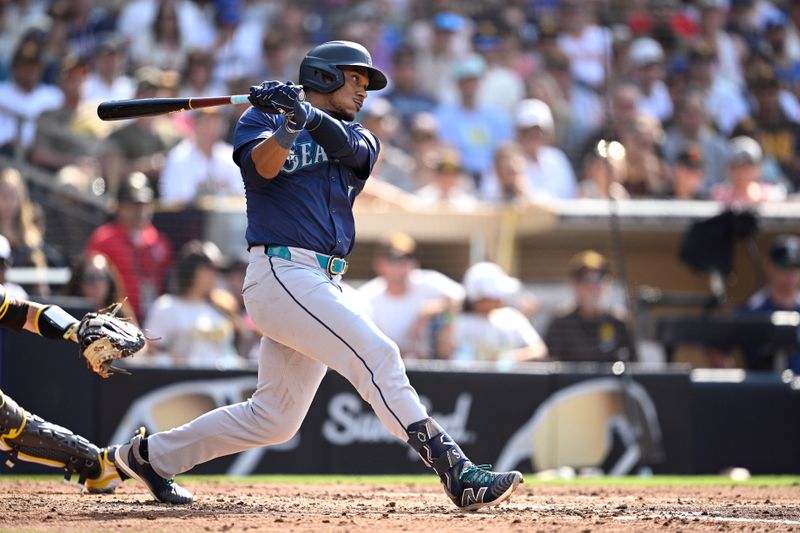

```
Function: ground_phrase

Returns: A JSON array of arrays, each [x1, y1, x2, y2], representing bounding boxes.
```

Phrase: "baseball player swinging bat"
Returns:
[[111, 41, 523, 511], [97, 95, 251, 121]]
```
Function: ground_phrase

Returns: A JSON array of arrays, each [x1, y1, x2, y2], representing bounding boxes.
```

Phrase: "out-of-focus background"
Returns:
[[0, 0, 799, 478]]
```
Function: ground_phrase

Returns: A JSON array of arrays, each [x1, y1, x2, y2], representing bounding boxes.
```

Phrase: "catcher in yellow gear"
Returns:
[[0, 283, 144, 492]]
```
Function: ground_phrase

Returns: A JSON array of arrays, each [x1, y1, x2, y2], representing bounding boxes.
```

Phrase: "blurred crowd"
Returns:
[[0, 0, 799, 372]]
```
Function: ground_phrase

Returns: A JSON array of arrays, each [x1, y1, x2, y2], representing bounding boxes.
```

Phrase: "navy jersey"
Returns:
[[232, 107, 380, 257]]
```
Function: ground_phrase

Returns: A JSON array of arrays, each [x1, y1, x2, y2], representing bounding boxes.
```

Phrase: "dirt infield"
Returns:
[[0, 479, 798, 532]]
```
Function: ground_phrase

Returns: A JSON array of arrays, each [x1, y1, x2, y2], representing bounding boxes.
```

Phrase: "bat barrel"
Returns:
[[97, 95, 249, 121]]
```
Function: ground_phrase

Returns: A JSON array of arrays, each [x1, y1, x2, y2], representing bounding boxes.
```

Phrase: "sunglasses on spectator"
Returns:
[[82, 272, 110, 283]]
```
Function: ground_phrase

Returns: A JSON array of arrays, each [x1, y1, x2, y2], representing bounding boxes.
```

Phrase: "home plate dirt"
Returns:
[[0, 480, 798, 532]]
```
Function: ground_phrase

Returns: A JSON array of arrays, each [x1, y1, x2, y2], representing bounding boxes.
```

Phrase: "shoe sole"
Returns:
[[460, 474, 524, 512]]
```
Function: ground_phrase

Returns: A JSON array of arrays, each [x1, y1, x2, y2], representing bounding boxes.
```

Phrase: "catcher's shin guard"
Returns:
[[0, 391, 101, 487]]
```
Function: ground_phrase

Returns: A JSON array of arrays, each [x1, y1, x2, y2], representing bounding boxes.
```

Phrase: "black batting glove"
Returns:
[[269, 82, 308, 132], [248, 81, 282, 113]]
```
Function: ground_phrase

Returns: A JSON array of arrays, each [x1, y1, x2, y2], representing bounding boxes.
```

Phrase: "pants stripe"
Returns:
[[268, 257, 406, 432]]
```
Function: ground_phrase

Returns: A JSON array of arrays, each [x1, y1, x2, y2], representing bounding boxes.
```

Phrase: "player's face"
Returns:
[[328, 67, 369, 121]]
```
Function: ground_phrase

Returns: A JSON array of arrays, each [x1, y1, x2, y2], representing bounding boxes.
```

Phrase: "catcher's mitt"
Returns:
[[77, 302, 144, 378]]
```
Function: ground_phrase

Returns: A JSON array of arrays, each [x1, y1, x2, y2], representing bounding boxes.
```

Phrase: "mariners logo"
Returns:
[[283, 141, 328, 174]]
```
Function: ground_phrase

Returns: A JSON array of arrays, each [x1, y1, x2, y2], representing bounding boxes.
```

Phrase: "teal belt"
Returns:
[[265, 245, 348, 276]]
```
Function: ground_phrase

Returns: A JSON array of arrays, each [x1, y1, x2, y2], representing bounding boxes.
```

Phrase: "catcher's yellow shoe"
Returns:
[[84, 447, 123, 494]]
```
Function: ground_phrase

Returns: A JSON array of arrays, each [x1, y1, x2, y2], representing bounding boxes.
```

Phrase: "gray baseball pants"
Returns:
[[146, 247, 429, 478]]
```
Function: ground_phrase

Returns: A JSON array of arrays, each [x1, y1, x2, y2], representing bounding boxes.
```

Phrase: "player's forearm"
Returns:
[[249, 135, 293, 179], [23, 302, 79, 342]]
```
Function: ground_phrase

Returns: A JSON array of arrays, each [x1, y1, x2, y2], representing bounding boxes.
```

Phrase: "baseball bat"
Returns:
[[97, 95, 250, 121]]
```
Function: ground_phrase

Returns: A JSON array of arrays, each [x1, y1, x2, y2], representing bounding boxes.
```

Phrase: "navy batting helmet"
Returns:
[[299, 41, 388, 93]]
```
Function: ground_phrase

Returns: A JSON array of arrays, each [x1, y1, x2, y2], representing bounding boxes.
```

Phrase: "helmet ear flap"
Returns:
[[299, 59, 345, 93]]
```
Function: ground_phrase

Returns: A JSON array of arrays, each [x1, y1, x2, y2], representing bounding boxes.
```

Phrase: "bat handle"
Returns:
[[230, 95, 250, 105]]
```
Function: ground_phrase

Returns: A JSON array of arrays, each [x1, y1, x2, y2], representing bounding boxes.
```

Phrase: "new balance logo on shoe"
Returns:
[[461, 486, 488, 507]]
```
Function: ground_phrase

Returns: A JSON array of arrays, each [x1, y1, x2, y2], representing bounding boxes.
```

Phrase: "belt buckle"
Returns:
[[326, 256, 348, 276]]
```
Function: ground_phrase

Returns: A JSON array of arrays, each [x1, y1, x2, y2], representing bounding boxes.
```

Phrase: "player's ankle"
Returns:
[[139, 437, 149, 461], [406, 418, 468, 476]]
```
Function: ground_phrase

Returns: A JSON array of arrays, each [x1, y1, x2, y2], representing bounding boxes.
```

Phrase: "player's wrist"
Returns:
[[275, 123, 300, 148]]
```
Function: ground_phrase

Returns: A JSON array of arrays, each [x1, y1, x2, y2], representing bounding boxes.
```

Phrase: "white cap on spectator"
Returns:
[[515, 98, 554, 134], [728, 136, 762, 166], [463, 262, 520, 301], [628, 37, 664, 66]]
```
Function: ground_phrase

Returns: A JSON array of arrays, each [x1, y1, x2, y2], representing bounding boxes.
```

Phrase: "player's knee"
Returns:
[[248, 397, 304, 445]]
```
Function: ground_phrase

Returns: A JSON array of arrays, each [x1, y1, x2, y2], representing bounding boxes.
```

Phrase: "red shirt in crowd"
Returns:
[[86, 222, 173, 319]]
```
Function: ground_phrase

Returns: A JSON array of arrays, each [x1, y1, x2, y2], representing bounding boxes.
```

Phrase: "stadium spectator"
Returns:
[[100, 73, 180, 198], [665, 143, 708, 200], [60, 0, 116, 61], [144, 240, 243, 369], [439, 261, 547, 363], [0, 1, 49, 77], [556, 0, 612, 90], [358, 233, 464, 359], [685, 42, 749, 136], [63, 252, 133, 318], [473, 22, 526, 115], [537, 49, 605, 166], [28, 201, 65, 268], [480, 143, 534, 204], [0, 234, 27, 300], [0, 167, 51, 295], [662, 89, 730, 188], [116, 0, 214, 53], [383, 45, 437, 135], [627, 37, 673, 122], [29, 55, 106, 179], [178, 49, 227, 98], [696, 0, 745, 88], [578, 139, 628, 199], [210, 0, 263, 87], [746, 69, 800, 190], [257, 30, 298, 84], [512, 98, 576, 200], [129, 0, 190, 72], [413, 11, 468, 105], [85, 172, 173, 320], [407, 112, 445, 177], [618, 114, 671, 197], [626, 0, 696, 55], [0, 37, 62, 156], [580, 83, 646, 166], [710, 136, 786, 205], [435, 54, 513, 185], [545, 250, 635, 363], [785, 2, 800, 64], [359, 98, 417, 193], [81, 36, 134, 104], [413, 147, 478, 210], [159, 108, 243, 205], [734, 234, 800, 372], [760, 10, 800, 94]]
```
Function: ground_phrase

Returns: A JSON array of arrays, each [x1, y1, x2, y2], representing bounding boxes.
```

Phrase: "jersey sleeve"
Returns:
[[338, 122, 381, 180], [232, 107, 279, 166]]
